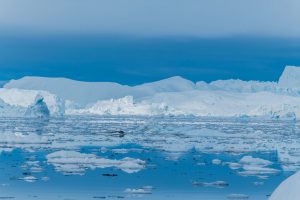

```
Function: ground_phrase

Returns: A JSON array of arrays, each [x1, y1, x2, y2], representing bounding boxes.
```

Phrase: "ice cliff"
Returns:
[[3, 65, 300, 118]]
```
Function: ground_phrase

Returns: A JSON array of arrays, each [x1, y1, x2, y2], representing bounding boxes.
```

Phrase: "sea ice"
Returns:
[[46, 150, 146, 175]]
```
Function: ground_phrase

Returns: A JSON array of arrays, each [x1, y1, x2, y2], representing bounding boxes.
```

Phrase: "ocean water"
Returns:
[[2, 36, 300, 84], [0, 116, 299, 200]]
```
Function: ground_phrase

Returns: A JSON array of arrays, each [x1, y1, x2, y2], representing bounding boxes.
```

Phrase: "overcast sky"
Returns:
[[1, 1, 300, 84], [0, 0, 300, 37]]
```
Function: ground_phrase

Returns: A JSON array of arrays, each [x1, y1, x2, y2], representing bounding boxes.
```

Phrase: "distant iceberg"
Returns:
[[3, 65, 300, 118], [278, 65, 300, 89], [25, 95, 50, 118], [0, 88, 64, 116], [4, 76, 195, 105]]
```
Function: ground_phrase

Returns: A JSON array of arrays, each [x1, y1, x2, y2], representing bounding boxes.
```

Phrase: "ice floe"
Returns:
[[46, 150, 146, 175], [192, 181, 229, 188], [124, 186, 153, 194], [223, 156, 279, 178]]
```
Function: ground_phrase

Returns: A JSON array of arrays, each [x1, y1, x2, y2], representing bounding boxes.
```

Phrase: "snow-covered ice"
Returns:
[[124, 187, 153, 194], [3, 65, 300, 119]]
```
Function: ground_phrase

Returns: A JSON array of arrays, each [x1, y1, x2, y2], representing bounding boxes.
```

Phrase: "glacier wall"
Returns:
[[3, 65, 300, 118]]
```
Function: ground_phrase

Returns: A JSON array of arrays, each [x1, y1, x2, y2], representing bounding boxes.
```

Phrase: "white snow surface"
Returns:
[[3, 65, 300, 118]]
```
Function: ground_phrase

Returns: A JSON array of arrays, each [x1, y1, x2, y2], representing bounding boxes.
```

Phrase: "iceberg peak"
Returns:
[[135, 75, 195, 93], [278, 65, 300, 89], [25, 94, 50, 118]]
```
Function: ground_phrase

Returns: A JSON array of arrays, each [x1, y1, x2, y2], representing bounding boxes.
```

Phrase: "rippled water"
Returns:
[[0, 116, 299, 200]]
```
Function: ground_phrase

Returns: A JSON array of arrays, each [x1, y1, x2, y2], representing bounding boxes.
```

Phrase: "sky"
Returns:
[[1, 0, 300, 37], [1, 0, 300, 84]]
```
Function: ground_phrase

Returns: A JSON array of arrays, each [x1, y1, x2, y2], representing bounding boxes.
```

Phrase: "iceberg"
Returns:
[[0, 88, 64, 116], [270, 171, 300, 200], [196, 79, 278, 93], [4, 76, 195, 106], [278, 65, 300, 90], [4, 65, 300, 118], [25, 95, 50, 118]]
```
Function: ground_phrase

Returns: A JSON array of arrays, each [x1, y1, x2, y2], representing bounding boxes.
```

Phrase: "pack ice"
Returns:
[[3, 65, 300, 118]]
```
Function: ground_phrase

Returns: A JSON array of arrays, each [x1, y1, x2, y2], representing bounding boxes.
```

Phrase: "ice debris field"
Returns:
[[1, 66, 300, 199], [0, 116, 299, 200], [2, 65, 300, 119]]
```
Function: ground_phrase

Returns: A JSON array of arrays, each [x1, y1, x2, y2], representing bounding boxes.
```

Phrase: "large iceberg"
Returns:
[[0, 88, 64, 116], [196, 79, 278, 93], [3, 65, 300, 118], [4, 76, 195, 105], [66, 90, 300, 118], [270, 171, 300, 200], [25, 95, 50, 118], [67, 96, 171, 116], [278, 65, 300, 90], [46, 150, 146, 175]]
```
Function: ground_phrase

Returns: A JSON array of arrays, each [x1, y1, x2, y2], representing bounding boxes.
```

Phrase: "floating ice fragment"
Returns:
[[46, 150, 145, 175], [25, 95, 50, 118], [19, 176, 38, 183], [193, 181, 229, 188], [124, 186, 153, 194], [239, 156, 273, 167], [227, 194, 249, 199], [212, 159, 222, 165]]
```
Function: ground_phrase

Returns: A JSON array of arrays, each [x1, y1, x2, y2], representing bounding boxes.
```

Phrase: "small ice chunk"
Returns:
[[19, 176, 38, 183], [239, 156, 273, 167], [227, 194, 249, 199], [193, 181, 229, 188], [212, 159, 222, 165], [124, 186, 153, 194]]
